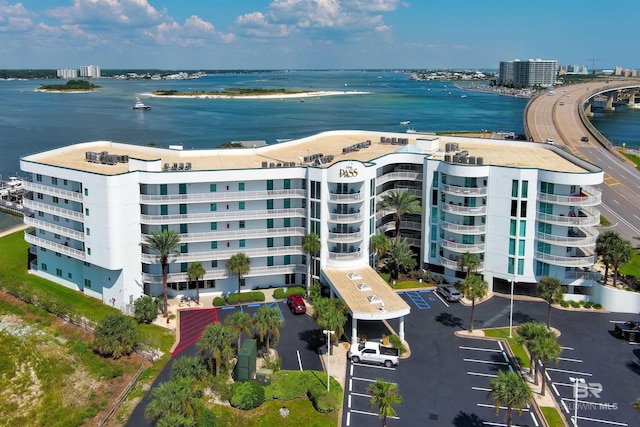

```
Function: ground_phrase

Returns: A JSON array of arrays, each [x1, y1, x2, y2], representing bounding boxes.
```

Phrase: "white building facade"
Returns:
[[20, 131, 603, 312], [80, 65, 101, 78], [56, 69, 78, 79], [499, 59, 557, 86]]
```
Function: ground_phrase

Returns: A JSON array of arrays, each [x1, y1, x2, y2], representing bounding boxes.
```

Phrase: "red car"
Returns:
[[287, 294, 307, 314]]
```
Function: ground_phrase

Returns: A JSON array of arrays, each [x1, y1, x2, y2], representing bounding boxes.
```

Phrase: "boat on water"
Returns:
[[400, 120, 411, 125], [461, 95, 468, 98], [133, 96, 151, 110], [0, 176, 25, 198]]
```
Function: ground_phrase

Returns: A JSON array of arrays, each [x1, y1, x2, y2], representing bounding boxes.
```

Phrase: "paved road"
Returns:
[[525, 80, 640, 240]]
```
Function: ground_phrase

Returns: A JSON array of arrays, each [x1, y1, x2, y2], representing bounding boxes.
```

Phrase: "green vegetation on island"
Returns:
[[37, 79, 100, 91], [152, 87, 314, 96]]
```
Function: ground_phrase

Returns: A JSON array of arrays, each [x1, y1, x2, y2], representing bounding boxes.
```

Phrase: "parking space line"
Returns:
[[403, 291, 431, 309], [552, 383, 560, 396], [502, 352, 509, 363], [530, 411, 539, 427], [560, 399, 569, 413], [471, 386, 491, 392], [351, 376, 383, 383], [351, 362, 396, 371], [477, 403, 529, 412], [560, 346, 574, 350], [555, 382, 600, 391], [463, 358, 509, 365], [467, 371, 498, 378], [545, 367, 592, 376], [350, 408, 399, 419], [558, 357, 582, 363], [574, 415, 628, 426], [498, 341, 504, 351], [346, 412, 351, 426], [459, 346, 502, 353], [351, 392, 370, 398]]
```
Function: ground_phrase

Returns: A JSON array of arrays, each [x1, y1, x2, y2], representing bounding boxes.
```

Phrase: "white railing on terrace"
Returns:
[[536, 208, 600, 227], [24, 217, 85, 241], [142, 245, 303, 263], [439, 255, 484, 272], [24, 232, 85, 260], [535, 231, 598, 247], [23, 199, 84, 221], [440, 184, 487, 196], [537, 189, 601, 206], [376, 171, 423, 186], [440, 221, 485, 234], [140, 208, 306, 225], [534, 251, 596, 267], [142, 264, 305, 283], [440, 240, 485, 253], [327, 231, 364, 243], [140, 189, 305, 204], [328, 192, 364, 202], [145, 227, 306, 244], [23, 182, 83, 202], [328, 212, 364, 222], [376, 188, 422, 200], [440, 203, 486, 215], [376, 220, 422, 235], [328, 252, 363, 260], [562, 271, 602, 282]]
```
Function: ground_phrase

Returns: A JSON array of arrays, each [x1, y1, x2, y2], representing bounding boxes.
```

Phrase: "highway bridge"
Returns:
[[524, 80, 640, 240]]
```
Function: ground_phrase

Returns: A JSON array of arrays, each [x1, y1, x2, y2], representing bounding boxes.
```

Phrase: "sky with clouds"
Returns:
[[0, 0, 637, 70]]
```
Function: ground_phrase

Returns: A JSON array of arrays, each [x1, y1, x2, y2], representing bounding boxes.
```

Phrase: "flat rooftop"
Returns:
[[23, 130, 591, 174]]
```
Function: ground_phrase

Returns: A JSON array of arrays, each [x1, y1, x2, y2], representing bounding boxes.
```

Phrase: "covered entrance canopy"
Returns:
[[322, 265, 411, 346]]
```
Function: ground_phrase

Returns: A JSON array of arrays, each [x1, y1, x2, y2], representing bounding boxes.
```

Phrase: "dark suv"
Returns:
[[287, 294, 307, 314], [438, 285, 461, 302]]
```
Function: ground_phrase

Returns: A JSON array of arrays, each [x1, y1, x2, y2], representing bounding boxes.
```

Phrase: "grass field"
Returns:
[[620, 249, 640, 278]]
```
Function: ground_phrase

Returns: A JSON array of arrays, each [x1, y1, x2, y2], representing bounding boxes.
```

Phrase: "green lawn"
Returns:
[[482, 327, 530, 369], [212, 398, 338, 427], [540, 406, 566, 427], [620, 249, 640, 277], [621, 151, 640, 172]]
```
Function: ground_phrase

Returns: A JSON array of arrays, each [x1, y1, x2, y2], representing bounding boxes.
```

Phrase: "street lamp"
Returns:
[[509, 278, 515, 338], [323, 329, 335, 392], [569, 376, 585, 426]]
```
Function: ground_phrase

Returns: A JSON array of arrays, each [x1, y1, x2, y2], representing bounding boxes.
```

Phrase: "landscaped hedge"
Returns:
[[272, 286, 306, 300], [212, 297, 226, 307], [265, 370, 342, 413], [225, 291, 265, 305], [230, 380, 265, 410]]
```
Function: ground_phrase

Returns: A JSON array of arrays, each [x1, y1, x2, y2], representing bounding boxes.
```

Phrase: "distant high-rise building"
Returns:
[[56, 69, 78, 79], [80, 65, 101, 78], [498, 59, 557, 87]]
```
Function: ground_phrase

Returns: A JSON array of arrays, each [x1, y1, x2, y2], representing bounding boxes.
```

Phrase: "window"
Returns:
[[519, 220, 526, 237], [179, 204, 187, 214], [161, 205, 168, 215], [210, 203, 217, 211], [83, 262, 90, 267], [509, 239, 516, 255], [161, 224, 168, 232], [238, 182, 245, 191], [68, 272, 72, 279], [84, 208, 89, 216], [53, 196, 59, 203], [284, 236, 290, 246], [267, 200, 273, 210], [53, 215, 59, 221], [211, 241, 218, 249], [517, 259, 525, 275], [160, 184, 168, 195], [52, 177, 58, 185], [181, 263, 188, 272], [508, 257, 515, 274], [536, 261, 550, 276], [210, 183, 217, 192], [179, 183, 187, 194], [283, 218, 290, 228], [239, 239, 245, 248], [539, 202, 553, 214], [283, 198, 290, 209], [239, 201, 245, 210], [267, 256, 274, 266], [518, 240, 525, 256], [433, 171, 439, 187], [84, 278, 91, 288], [267, 219, 273, 229], [38, 211, 44, 217], [180, 223, 187, 233], [56, 268, 62, 277], [284, 179, 291, 189], [520, 201, 527, 218], [430, 242, 437, 258], [521, 181, 528, 198], [64, 199, 68, 204], [41, 263, 47, 271], [55, 252, 62, 258], [510, 200, 517, 217], [180, 244, 187, 253], [267, 238, 273, 248], [84, 188, 88, 196], [87, 248, 91, 255], [267, 180, 274, 191], [211, 260, 218, 268], [36, 174, 42, 182], [284, 255, 290, 264], [37, 193, 43, 199], [210, 222, 217, 230], [63, 179, 67, 186], [511, 180, 518, 198], [54, 233, 60, 239]]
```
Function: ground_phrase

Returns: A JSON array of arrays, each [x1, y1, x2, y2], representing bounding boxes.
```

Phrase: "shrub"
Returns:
[[209, 375, 232, 402], [569, 300, 580, 308], [262, 354, 281, 372], [594, 303, 602, 309], [230, 380, 265, 410], [273, 288, 286, 299], [197, 409, 217, 427], [92, 313, 137, 359], [312, 390, 342, 413], [134, 295, 161, 324], [226, 293, 240, 305], [560, 300, 570, 308], [388, 334, 407, 355], [269, 371, 308, 400], [307, 373, 342, 413], [212, 297, 226, 307], [226, 292, 265, 305], [583, 301, 594, 309]]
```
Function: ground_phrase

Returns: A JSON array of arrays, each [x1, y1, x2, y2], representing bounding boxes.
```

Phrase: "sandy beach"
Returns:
[[143, 90, 370, 100]]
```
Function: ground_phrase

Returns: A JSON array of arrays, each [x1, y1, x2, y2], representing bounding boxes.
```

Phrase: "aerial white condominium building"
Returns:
[[20, 131, 602, 312], [499, 59, 557, 86], [57, 69, 78, 79], [79, 65, 101, 78]]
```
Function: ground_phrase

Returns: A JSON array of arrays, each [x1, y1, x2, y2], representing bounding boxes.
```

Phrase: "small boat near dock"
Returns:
[[133, 96, 151, 110]]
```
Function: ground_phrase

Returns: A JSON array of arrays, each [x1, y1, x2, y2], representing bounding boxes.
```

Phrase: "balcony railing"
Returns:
[[440, 203, 486, 216], [440, 240, 485, 253], [23, 199, 84, 221], [376, 171, 423, 186], [23, 182, 83, 202], [534, 251, 596, 267], [562, 271, 602, 282], [440, 221, 485, 234], [328, 191, 364, 202], [146, 227, 305, 244], [327, 231, 363, 243], [537, 186, 601, 206], [24, 216, 85, 241], [141, 208, 306, 225], [328, 251, 364, 260], [440, 184, 487, 196], [439, 255, 484, 272], [535, 230, 598, 247], [24, 232, 85, 260], [376, 220, 422, 234], [142, 245, 303, 263], [142, 264, 306, 283], [140, 189, 305, 204], [536, 207, 600, 227], [328, 211, 364, 222]]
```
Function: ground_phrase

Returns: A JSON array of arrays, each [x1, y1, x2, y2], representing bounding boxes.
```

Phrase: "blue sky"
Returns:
[[0, 0, 637, 70]]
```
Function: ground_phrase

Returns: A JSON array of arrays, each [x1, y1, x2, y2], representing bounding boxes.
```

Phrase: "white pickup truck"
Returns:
[[347, 341, 399, 367]]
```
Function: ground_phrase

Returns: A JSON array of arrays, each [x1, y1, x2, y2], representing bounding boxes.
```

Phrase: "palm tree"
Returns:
[[385, 237, 417, 280], [143, 230, 181, 316], [458, 252, 481, 278], [302, 233, 321, 295], [596, 231, 619, 284], [145, 376, 204, 425], [488, 370, 532, 427], [186, 261, 205, 305], [253, 306, 284, 352], [313, 297, 348, 355], [370, 233, 391, 272], [196, 322, 233, 376], [224, 310, 253, 351], [537, 276, 564, 329], [171, 355, 207, 381], [367, 378, 403, 427], [226, 252, 251, 295], [609, 237, 633, 288], [457, 274, 488, 332], [632, 397, 640, 411], [528, 331, 561, 396], [379, 190, 421, 240], [516, 321, 548, 380]]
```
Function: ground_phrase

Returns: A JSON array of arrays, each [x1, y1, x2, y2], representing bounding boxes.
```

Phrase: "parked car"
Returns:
[[437, 285, 461, 302], [581, 136, 589, 142], [287, 294, 307, 314], [614, 320, 640, 342], [348, 341, 399, 367], [546, 138, 554, 145]]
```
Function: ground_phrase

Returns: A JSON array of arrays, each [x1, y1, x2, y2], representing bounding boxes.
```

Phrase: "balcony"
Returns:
[[534, 251, 596, 267], [140, 189, 305, 204], [328, 191, 364, 202], [440, 240, 485, 254], [537, 186, 601, 206], [328, 230, 363, 243], [440, 203, 486, 216], [24, 232, 86, 260], [142, 245, 303, 263], [23, 199, 84, 221], [329, 211, 364, 222], [536, 206, 600, 227], [376, 220, 422, 234], [441, 184, 487, 197], [141, 208, 306, 225], [439, 255, 484, 272], [23, 182, 83, 202], [328, 251, 364, 260], [24, 216, 85, 241], [536, 229, 598, 247], [440, 221, 485, 235], [142, 264, 305, 283], [150, 227, 305, 244], [376, 171, 423, 186]]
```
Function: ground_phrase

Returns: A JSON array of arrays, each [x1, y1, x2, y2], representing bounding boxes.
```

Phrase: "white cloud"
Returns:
[[45, 0, 167, 25], [0, 2, 35, 32]]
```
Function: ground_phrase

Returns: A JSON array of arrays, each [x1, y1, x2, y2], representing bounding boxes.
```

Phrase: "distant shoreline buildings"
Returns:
[[498, 59, 557, 87], [56, 65, 101, 79]]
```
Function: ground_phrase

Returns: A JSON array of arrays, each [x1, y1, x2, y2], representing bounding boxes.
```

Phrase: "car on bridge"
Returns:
[[581, 136, 589, 142]]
